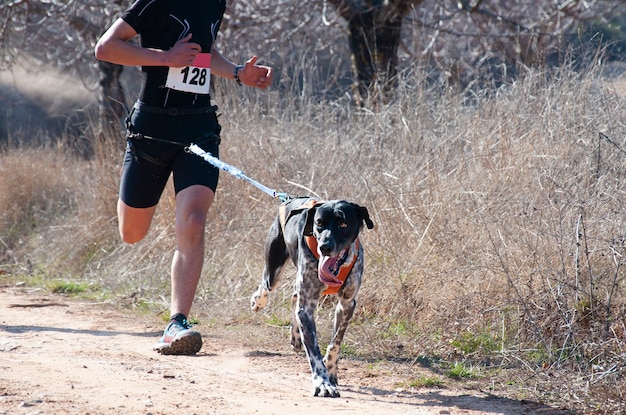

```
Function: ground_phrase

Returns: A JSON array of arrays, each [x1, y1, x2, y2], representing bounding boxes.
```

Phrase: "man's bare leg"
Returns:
[[170, 185, 214, 317], [153, 185, 214, 355]]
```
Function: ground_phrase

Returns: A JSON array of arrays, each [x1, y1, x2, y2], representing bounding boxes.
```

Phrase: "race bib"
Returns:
[[165, 53, 211, 94]]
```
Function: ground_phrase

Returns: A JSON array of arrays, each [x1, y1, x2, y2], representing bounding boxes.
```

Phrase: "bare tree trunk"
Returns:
[[328, 0, 419, 106], [97, 60, 126, 145]]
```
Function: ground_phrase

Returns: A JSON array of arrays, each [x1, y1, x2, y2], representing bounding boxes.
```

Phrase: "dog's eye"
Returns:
[[339, 222, 347, 228]]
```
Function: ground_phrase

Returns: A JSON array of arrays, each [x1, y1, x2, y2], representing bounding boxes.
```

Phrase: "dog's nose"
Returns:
[[319, 244, 333, 256]]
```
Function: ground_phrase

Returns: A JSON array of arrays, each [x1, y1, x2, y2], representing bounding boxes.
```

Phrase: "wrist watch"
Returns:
[[233, 65, 243, 86]]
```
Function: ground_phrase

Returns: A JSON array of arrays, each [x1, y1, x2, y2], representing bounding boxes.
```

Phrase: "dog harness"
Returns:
[[279, 199, 360, 296]]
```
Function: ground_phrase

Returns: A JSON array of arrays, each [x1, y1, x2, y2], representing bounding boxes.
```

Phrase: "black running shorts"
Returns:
[[119, 105, 221, 208]]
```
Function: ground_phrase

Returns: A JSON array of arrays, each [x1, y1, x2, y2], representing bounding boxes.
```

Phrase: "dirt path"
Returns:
[[0, 287, 568, 415]]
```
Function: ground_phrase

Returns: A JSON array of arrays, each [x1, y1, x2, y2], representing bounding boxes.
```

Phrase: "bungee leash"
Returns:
[[185, 144, 291, 203]]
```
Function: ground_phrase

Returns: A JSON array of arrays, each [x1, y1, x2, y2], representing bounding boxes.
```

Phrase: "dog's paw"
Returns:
[[290, 326, 302, 352], [312, 379, 340, 398], [250, 288, 269, 312], [290, 335, 302, 353]]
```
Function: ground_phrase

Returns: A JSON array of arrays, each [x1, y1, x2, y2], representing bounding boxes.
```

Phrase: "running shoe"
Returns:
[[153, 318, 202, 355]]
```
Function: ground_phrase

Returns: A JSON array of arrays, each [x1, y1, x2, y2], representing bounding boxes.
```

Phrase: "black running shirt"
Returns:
[[122, 0, 227, 107]]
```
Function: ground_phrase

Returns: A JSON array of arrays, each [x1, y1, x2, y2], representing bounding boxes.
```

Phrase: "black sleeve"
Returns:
[[121, 0, 165, 35]]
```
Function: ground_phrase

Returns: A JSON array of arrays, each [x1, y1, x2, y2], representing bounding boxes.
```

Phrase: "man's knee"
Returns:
[[174, 186, 213, 238], [117, 199, 155, 244], [120, 226, 147, 244], [176, 210, 207, 240]]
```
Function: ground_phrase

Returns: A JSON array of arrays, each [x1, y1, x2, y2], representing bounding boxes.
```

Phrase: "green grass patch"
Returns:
[[382, 318, 418, 340], [407, 375, 445, 388], [446, 362, 481, 379], [265, 314, 291, 327], [450, 330, 500, 355], [49, 280, 89, 295], [340, 342, 357, 357]]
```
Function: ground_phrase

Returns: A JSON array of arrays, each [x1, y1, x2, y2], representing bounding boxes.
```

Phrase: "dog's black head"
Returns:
[[303, 200, 374, 257]]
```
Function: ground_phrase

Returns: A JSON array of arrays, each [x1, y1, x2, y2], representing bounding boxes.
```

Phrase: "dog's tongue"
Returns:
[[318, 255, 344, 287]]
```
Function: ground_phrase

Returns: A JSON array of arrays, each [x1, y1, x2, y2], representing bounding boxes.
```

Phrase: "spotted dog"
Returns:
[[250, 197, 374, 397]]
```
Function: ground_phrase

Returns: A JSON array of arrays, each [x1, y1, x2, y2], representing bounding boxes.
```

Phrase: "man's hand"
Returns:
[[167, 34, 201, 68], [239, 56, 273, 89]]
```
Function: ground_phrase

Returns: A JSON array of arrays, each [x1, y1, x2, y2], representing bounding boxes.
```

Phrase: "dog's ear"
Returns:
[[303, 205, 318, 236], [357, 205, 374, 230]]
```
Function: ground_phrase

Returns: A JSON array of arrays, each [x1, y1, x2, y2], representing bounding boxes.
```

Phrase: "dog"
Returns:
[[250, 197, 374, 397]]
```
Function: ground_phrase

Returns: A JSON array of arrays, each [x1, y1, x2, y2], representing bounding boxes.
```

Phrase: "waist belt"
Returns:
[[133, 101, 218, 116]]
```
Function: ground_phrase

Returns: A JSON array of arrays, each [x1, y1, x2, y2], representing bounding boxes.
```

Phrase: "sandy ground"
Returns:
[[0, 287, 571, 415]]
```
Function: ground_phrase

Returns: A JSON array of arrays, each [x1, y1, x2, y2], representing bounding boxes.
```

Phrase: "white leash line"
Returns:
[[186, 144, 287, 201]]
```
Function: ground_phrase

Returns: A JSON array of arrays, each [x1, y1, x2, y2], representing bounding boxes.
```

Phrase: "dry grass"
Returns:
[[2, 61, 626, 413]]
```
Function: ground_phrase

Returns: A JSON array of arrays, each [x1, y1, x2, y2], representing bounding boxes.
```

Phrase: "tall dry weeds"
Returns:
[[1, 60, 625, 412]]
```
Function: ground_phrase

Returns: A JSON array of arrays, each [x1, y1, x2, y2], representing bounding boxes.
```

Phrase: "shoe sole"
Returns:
[[154, 332, 203, 356]]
